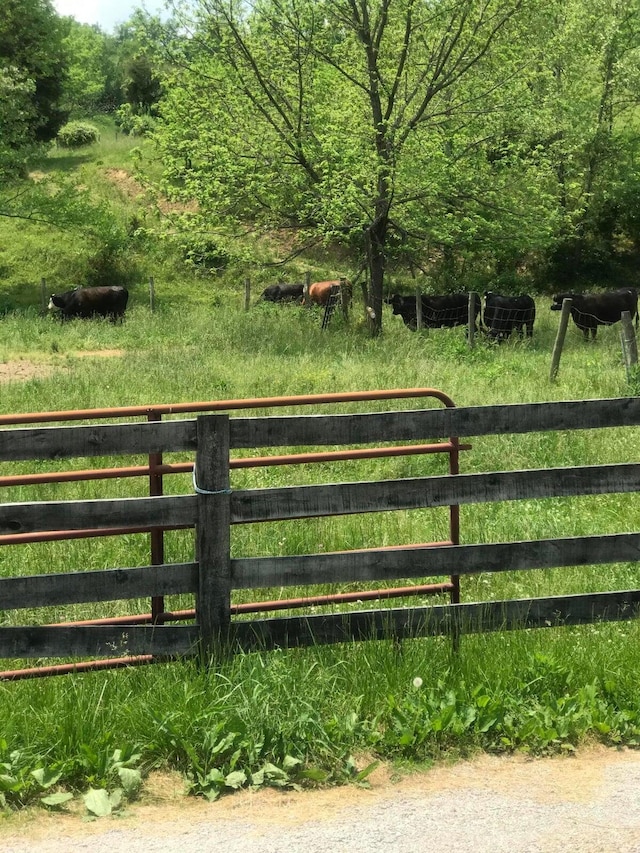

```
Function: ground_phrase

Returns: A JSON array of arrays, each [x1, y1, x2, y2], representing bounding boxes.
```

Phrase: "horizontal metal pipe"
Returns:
[[0, 463, 192, 488], [231, 583, 454, 613], [46, 611, 197, 628], [3, 581, 454, 679], [231, 442, 470, 468], [0, 525, 189, 546], [0, 387, 456, 426], [0, 442, 471, 488], [45, 579, 454, 627], [0, 656, 155, 680]]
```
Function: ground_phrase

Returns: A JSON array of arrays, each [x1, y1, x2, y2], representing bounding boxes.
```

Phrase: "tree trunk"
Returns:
[[366, 217, 387, 336]]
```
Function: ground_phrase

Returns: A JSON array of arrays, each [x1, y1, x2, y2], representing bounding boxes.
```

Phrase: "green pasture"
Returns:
[[2, 298, 640, 812], [1, 127, 640, 814]]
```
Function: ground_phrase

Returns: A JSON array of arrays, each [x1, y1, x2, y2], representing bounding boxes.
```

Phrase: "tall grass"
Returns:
[[1, 124, 639, 811]]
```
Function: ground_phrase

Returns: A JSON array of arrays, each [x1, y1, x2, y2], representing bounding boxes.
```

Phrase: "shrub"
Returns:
[[179, 235, 231, 273], [115, 104, 157, 138], [56, 122, 100, 148]]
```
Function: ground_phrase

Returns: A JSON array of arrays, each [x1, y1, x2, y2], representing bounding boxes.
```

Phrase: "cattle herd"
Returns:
[[261, 280, 638, 341], [384, 290, 538, 340], [45, 281, 638, 343]]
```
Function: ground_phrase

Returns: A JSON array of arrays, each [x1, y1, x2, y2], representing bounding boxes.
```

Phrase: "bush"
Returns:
[[179, 235, 231, 273], [56, 122, 100, 148], [115, 104, 157, 138]]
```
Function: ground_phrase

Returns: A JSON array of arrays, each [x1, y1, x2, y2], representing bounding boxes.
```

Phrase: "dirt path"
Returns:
[[3, 746, 640, 852], [0, 352, 126, 385]]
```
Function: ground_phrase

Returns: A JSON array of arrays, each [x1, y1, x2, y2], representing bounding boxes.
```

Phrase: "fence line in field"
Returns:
[[1, 396, 639, 670]]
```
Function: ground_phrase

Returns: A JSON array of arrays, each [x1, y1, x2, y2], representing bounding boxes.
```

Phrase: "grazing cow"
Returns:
[[483, 292, 536, 340], [386, 292, 481, 330], [303, 280, 341, 306], [386, 293, 419, 327], [550, 288, 638, 339], [258, 283, 304, 303], [48, 286, 129, 322]]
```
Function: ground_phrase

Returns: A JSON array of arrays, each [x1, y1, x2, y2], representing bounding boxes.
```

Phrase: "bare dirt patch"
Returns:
[[67, 349, 125, 359], [104, 168, 147, 203], [0, 351, 125, 384], [0, 361, 55, 384], [103, 168, 197, 215]]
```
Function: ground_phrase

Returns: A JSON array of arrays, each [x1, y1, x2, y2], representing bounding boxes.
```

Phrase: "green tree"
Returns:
[[59, 19, 113, 116], [0, 67, 38, 179], [59, 11, 168, 122], [124, 53, 163, 112], [156, 0, 559, 330], [114, 12, 167, 115], [528, 0, 640, 284], [0, 0, 68, 151]]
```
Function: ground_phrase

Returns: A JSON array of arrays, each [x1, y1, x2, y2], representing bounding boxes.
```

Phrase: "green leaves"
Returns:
[[0, 744, 145, 815], [56, 122, 101, 148], [83, 787, 122, 817], [0, 0, 68, 162], [40, 792, 74, 809]]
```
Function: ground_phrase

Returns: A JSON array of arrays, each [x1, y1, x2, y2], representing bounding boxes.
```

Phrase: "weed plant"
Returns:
[[1, 122, 640, 812]]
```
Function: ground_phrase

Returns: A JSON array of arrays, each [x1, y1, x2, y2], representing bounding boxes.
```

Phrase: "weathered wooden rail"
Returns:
[[1, 396, 640, 667]]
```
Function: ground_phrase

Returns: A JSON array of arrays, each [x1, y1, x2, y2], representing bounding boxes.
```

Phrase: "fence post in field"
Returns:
[[620, 310, 638, 381], [244, 278, 251, 310], [415, 286, 423, 330], [362, 277, 370, 318], [468, 292, 477, 349], [550, 298, 572, 382], [195, 414, 231, 659], [340, 276, 350, 320], [40, 278, 47, 313], [149, 276, 155, 312]]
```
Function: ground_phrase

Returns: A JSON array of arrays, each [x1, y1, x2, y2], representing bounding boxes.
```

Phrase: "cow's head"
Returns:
[[385, 294, 403, 312], [48, 294, 65, 310], [550, 292, 576, 310]]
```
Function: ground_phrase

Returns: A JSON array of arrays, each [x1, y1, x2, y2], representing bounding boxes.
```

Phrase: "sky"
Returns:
[[52, 0, 169, 33]]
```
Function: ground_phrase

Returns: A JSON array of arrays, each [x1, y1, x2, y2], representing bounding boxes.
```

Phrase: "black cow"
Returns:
[[48, 286, 129, 321], [386, 293, 418, 327], [483, 292, 536, 340], [386, 292, 481, 330], [550, 288, 638, 339], [258, 283, 304, 303]]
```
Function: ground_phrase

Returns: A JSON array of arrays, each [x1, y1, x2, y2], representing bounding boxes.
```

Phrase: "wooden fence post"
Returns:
[[195, 414, 231, 660], [244, 278, 251, 310], [149, 276, 155, 313], [361, 276, 370, 322], [468, 292, 477, 349], [620, 310, 638, 381], [415, 286, 423, 331], [340, 276, 350, 320], [550, 298, 572, 382]]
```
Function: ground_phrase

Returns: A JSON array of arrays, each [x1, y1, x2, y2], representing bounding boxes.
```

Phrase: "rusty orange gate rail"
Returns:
[[0, 388, 466, 679]]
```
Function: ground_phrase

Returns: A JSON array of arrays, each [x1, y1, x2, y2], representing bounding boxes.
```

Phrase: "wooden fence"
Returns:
[[1, 397, 640, 665]]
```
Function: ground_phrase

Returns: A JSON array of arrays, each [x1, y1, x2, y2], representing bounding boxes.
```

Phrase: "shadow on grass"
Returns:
[[34, 152, 95, 174]]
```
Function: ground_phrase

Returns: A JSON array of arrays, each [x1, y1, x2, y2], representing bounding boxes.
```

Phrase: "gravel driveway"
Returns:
[[4, 747, 640, 853]]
